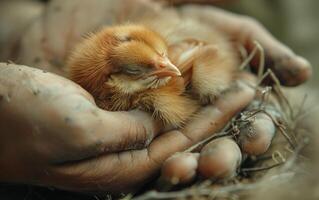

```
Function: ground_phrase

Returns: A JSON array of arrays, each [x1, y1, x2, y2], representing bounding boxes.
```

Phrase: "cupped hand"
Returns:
[[0, 63, 255, 194]]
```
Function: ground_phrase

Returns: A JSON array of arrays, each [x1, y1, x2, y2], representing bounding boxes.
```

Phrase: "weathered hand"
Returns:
[[0, 64, 255, 194]]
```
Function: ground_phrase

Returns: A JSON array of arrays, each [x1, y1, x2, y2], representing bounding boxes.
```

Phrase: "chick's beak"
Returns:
[[149, 57, 181, 78], [164, 58, 182, 76]]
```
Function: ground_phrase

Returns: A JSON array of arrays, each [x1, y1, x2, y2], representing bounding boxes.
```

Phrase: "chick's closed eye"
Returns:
[[124, 66, 143, 75]]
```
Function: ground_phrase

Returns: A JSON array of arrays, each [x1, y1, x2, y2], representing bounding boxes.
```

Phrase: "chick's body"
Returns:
[[67, 23, 239, 128], [67, 25, 198, 128]]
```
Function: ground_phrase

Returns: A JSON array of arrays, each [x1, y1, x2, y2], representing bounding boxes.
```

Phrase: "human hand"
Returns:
[[0, 63, 255, 194]]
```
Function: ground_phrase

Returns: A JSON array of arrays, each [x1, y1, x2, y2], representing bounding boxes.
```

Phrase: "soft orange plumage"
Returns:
[[67, 24, 239, 128], [67, 25, 198, 128]]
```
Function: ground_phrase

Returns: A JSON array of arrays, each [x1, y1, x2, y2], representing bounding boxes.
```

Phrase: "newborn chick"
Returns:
[[67, 25, 198, 128]]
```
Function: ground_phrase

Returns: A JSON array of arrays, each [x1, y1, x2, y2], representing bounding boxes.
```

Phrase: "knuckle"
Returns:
[[129, 120, 153, 148]]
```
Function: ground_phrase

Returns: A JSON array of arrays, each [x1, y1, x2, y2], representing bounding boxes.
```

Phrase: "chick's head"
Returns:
[[109, 25, 181, 90]]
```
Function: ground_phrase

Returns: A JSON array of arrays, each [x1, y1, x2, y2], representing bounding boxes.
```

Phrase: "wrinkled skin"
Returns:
[[0, 64, 255, 194], [0, 0, 311, 195]]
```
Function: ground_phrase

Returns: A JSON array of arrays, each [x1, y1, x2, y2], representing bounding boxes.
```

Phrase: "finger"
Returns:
[[178, 6, 312, 86], [49, 73, 256, 193], [48, 149, 157, 194]]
